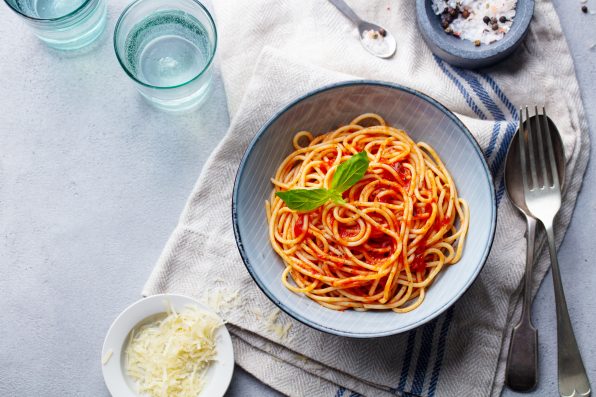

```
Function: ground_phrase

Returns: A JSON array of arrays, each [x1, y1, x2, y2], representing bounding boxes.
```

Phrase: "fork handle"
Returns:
[[544, 222, 591, 397], [506, 216, 538, 391]]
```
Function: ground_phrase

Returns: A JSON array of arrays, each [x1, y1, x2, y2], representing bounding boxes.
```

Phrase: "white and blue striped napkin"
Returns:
[[144, 1, 589, 395]]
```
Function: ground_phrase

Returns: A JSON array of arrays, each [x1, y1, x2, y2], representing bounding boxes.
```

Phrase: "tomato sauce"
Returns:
[[370, 225, 385, 238], [294, 216, 307, 236], [433, 214, 452, 232], [339, 224, 360, 238], [412, 203, 432, 220], [392, 162, 411, 187], [410, 237, 428, 273]]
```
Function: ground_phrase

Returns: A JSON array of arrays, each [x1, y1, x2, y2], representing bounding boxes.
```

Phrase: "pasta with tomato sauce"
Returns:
[[266, 113, 469, 312]]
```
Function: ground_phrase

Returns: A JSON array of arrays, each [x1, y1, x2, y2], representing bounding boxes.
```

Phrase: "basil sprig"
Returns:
[[276, 151, 370, 211]]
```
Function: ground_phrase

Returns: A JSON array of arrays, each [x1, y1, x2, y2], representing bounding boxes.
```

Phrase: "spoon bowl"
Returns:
[[358, 21, 397, 59], [328, 0, 396, 59]]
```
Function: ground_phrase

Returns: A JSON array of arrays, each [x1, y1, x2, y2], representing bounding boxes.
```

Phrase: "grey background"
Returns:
[[0, 0, 594, 396]]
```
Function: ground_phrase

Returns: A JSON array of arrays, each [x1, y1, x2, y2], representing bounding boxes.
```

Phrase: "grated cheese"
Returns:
[[202, 287, 241, 315], [249, 307, 263, 320], [101, 349, 113, 365], [125, 305, 222, 397], [265, 309, 292, 340]]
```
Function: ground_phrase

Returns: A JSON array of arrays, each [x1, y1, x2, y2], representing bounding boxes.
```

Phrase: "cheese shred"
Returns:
[[125, 305, 222, 397], [101, 349, 113, 365], [265, 309, 292, 341]]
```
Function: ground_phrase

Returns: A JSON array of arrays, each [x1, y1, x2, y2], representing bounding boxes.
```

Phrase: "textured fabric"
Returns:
[[143, 1, 590, 396]]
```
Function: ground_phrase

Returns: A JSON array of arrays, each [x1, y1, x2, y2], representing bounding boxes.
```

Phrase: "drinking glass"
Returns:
[[114, 0, 217, 112], [4, 0, 107, 50]]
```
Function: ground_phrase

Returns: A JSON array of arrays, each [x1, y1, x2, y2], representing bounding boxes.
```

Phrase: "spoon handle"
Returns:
[[328, 0, 362, 26], [505, 216, 538, 391], [544, 222, 591, 397]]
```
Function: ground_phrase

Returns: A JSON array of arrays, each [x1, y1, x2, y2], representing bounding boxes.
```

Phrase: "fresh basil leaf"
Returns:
[[275, 151, 368, 211], [276, 189, 332, 211], [331, 151, 370, 193], [328, 190, 346, 205]]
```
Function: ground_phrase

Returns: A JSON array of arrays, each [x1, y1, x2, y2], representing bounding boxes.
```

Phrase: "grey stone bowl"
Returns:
[[416, 0, 534, 69]]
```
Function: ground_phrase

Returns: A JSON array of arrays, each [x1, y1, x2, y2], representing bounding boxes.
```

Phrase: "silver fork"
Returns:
[[518, 106, 591, 397]]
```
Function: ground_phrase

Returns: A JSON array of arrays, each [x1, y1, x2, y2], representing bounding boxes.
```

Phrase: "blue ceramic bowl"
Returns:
[[232, 81, 496, 337], [416, 0, 534, 69]]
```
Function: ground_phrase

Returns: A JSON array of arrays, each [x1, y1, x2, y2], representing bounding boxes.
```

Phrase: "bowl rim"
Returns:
[[415, 0, 534, 64], [232, 80, 497, 338]]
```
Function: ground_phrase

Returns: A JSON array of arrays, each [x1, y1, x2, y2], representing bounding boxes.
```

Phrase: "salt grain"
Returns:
[[432, 0, 517, 45], [361, 29, 392, 55]]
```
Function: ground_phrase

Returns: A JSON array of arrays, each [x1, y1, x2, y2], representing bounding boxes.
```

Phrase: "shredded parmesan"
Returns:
[[249, 307, 263, 320], [265, 309, 292, 340], [294, 353, 324, 371], [202, 287, 241, 315], [101, 349, 113, 365], [125, 305, 222, 397]]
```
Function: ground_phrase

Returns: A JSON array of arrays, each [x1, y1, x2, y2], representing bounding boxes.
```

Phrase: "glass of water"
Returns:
[[3, 0, 107, 50], [114, 0, 217, 112]]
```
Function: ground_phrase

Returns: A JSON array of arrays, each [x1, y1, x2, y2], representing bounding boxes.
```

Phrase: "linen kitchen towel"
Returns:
[[144, 1, 590, 396]]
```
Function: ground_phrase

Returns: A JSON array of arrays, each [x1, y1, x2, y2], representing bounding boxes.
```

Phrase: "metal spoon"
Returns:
[[504, 114, 565, 392], [328, 0, 396, 59]]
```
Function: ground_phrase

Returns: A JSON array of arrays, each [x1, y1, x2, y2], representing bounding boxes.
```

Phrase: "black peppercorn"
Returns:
[[379, 28, 387, 37], [462, 9, 470, 18], [581, 5, 588, 13], [441, 20, 450, 29], [483, 16, 491, 24], [448, 7, 457, 17], [499, 16, 508, 22], [491, 17, 497, 24], [492, 22, 499, 30], [474, 40, 481, 46]]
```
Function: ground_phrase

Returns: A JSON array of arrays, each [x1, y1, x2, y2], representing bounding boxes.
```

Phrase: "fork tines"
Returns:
[[518, 106, 560, 192]]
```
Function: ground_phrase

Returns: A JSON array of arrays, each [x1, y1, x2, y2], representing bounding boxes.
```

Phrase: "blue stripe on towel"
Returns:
[[427, 307, 455, 397], [480, 73, 517, 117], [434, 57, 487, 120], [397, 329, 418, 392], [451, 68, 505, 120], [490, 120, 518, 178], [334, 387, 346, 397], [450, 67, 506, 160], [496, 177, 507, 207], [410, 319, 439, 395]]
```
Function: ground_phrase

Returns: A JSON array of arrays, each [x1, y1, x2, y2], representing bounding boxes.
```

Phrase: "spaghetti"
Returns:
[[266, 113, 469, 312]]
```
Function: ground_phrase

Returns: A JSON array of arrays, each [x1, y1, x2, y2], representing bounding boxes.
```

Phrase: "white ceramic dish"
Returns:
[[101, 293, 234, 397]]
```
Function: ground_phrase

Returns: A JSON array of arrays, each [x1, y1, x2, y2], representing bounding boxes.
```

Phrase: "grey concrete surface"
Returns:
[[0, 1, 594, 396]]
